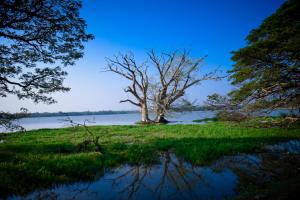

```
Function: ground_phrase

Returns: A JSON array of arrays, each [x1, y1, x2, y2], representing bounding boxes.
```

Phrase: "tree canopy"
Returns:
[[229, 0, 300, 112], [0, 0, 93, 104]]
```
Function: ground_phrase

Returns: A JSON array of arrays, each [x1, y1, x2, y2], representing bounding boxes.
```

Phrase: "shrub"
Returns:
[[216, 110, 248, 122]]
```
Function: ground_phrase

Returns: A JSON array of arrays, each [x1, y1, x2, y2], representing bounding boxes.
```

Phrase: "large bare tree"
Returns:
[[148, 50, 218, 123], [106, 51, 217, 123], [105, 53, 151, 123]]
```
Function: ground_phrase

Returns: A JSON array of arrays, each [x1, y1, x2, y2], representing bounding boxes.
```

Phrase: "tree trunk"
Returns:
[[141, 103, 150, 123], [155, 108, 169, 124]]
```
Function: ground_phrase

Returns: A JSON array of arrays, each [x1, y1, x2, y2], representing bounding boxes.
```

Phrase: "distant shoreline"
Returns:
[[23, 107, 213, 118], [18, 107, 294, 119], [25, 110, 140, 118]]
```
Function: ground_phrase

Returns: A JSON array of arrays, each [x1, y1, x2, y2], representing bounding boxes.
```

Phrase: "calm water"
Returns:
[[8, 109, 293, 131], [15, 111, 216, 131], [9, 140, 300, 200], [10, 152, 239, 200]]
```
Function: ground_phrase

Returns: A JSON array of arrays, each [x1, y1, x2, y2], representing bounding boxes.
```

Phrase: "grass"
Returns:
[[192, 117, 218, 123], [0, 121, 299, 197]]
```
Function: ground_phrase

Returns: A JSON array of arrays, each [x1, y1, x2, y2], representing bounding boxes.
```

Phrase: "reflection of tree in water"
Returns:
[[20, 152, 236, 200], [16, 141, 300, 200], [213, 152, 300, 185], [109, 151, 209, 200]]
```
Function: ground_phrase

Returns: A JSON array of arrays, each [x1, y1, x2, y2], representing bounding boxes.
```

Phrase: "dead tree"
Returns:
[[148, 50, 218, 123], [105, 53, 151, 123], [60, 117, 102, 152]]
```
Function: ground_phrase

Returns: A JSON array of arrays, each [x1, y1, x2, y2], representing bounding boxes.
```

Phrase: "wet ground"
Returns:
[[7, 140, 300, 200]]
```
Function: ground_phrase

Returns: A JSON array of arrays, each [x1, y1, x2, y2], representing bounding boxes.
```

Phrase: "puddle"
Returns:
[[8, 140, 300, 200]]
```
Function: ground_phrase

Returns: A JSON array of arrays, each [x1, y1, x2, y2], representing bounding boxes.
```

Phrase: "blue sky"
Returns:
[[1, 0, 284, 112]]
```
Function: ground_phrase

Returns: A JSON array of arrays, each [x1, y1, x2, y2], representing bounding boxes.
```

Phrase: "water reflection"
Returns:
[[10, 152, 238, 200], [10, 140, 300, 200], [105, 152, 238, 200]]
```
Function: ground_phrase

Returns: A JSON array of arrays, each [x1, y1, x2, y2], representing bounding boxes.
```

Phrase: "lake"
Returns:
[[14, 111, 216, 131], [6, 109, 292, 131]]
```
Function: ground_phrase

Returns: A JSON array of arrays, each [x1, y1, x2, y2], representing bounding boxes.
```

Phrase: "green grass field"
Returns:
[[0, 121, 299, 197]]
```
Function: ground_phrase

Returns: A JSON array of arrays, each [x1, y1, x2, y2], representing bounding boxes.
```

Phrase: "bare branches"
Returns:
[[105, 53, 151, 122], [60, 117, 102, 152], [120, 99, 141, 107], [148, 50, 218, 122], [105, 50, 219, 123], [105, 53, 149, 104]]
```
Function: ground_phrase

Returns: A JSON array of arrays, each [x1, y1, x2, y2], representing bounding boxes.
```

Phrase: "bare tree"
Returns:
[[105, 53, 151, 123], [60, 117, 102, 152], [105, 50, 218, 123], [148, 50, 218, 123]]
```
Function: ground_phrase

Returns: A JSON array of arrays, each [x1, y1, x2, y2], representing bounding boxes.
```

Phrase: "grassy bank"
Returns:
[[0, 122, 299, 197]]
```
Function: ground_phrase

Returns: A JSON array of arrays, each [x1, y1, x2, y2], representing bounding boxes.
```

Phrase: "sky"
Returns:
[[0, 0, 285, 113]]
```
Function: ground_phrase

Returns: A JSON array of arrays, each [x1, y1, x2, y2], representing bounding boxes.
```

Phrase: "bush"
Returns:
[[216, 110, 248, 122]]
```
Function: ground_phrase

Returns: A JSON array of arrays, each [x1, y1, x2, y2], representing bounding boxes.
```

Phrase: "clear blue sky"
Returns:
[[1, 0, 285, 112]]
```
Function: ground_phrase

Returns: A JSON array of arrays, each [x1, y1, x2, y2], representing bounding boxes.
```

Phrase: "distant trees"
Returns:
[[0, 109, 27, 131], [106, 50, 217, 123], [0, 0, 93, 130], [229, 0, 300, 113], [205, 93, 237, 111]]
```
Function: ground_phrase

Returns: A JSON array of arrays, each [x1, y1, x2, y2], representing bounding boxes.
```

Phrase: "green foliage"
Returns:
[[0, 0, 93, 130], [216, 110, 249, 122], [205, 93, 235, 110], [240, 116, 300, 128], [230, 0, 300, 111], [0, 152, 103, 196], [0, 109, 27, 131], [0, 0, 93, 104], [0, 123, 299, 197]]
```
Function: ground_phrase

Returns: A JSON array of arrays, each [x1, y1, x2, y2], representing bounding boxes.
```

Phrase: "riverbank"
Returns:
[[1, 122, 299, 198]]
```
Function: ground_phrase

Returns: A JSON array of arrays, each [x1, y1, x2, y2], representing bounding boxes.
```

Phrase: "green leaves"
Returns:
[[230, 0, 300, 112], [0, 0, 93, 104]]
